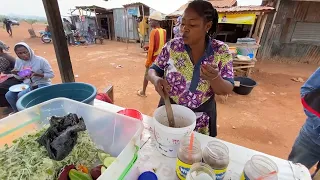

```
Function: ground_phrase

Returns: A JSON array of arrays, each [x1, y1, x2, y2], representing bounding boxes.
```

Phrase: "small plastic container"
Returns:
[[176, 135, 202, 180], [241, 155, 278, 180], [203, 140, 229, 180], [118, 109, 143, 121], [248, 53, 254, 59], [138, 171, 158, 180], [186, 163, 215, 180]]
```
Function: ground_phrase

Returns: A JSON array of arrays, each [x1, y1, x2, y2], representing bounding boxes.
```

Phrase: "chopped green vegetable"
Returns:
[[98, 152, 110, 163], [69, 169, 93, 180], [103, 157, 116, 168], [0, 128, 101, 180]]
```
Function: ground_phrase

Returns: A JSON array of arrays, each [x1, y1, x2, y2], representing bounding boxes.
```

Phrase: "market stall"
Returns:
[[167, 5, 274, 77]]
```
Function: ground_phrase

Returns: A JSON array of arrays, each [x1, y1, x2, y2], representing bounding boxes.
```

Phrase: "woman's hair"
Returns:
[[186, 0, 219, 37]]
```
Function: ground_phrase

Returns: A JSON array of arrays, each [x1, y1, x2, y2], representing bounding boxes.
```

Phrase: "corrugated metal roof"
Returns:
[[167, 5, 274, 17], [122, 0, 188, 15], [216, 6, 274, 12], [209, 0, 237, 7]]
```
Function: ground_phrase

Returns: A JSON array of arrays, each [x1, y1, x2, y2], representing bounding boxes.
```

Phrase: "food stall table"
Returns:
[[227, 43, 259, 77], [233, 58, 257, 77], [94, 100, 311, 180]]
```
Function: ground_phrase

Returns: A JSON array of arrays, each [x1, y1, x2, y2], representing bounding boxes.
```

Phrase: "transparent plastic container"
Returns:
[[0, 98, 144, 180], [176, 135, 202, 180], [186, 163, 216, 180], [203, 140, 229, 180], [241, 155, 278, 180]]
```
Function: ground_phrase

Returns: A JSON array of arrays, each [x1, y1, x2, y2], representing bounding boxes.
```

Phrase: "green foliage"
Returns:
[[0, 15, 7, 22], [0, 14, 47, 24]]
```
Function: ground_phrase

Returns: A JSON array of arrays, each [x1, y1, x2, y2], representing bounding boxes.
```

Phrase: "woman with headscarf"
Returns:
[[173, 16, 182, 38], [5, 42, 54, 113], [148, 0, 234, 137], [0, 41, 22, 110]]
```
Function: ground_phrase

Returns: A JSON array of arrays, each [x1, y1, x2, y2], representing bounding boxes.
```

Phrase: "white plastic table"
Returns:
[[93, 100, 311, 180]]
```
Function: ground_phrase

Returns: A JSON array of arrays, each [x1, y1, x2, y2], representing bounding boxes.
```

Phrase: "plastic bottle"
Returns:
[[241, 155, 278, 180], [176, 135, 202, 180], [186, 163, 216, 180], [202, 140, 229, 180]]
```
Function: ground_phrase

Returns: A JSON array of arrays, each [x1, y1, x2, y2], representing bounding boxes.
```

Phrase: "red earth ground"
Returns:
[[0, 22, 319, 161]]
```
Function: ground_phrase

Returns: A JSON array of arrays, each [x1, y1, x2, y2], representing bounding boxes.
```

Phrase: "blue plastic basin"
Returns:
[[16, 83, 97, 111]]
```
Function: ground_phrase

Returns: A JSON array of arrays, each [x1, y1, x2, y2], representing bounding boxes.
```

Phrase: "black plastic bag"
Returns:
[[37, 113, 86, 161]]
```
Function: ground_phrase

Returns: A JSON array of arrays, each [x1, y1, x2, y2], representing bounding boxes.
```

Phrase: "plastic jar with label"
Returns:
[[176, 135, 202, 180], [240, 155, 278, 180], [202, 140, 229, 180], [186, 163, 216, 180]]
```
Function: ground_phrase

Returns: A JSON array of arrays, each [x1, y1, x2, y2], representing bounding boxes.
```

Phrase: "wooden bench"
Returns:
[[233, 58, 257, 77]]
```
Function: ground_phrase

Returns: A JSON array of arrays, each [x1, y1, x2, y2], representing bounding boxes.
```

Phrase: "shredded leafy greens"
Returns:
[[0, 128, 100, 180]]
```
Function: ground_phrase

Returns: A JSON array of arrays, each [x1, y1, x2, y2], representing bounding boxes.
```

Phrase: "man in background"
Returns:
[[138, 16, 148, 48], [288, 68, 320, 178], [137, 11, 166, 97], [3, 18, 13, 37], [63, 18, 75, 45]]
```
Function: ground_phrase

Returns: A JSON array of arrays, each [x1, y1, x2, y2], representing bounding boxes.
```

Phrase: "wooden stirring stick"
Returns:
[[163, 90, 175, 127]]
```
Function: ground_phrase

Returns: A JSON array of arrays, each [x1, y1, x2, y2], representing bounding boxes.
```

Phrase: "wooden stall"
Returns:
[[168, 3, 274, 77], [258, 0, 320, 64]]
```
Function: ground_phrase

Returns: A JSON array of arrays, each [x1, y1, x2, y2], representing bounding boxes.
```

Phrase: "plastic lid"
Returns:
[[138, 171, 158, 180]]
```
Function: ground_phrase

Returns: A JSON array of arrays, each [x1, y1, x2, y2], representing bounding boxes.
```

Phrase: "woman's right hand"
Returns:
[[11, 69, 19, 75], [152, 76, 170, 98]]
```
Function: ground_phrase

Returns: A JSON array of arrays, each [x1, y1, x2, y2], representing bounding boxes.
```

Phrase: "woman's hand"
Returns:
[[11, 69, 19, 75], [32, 73, 44, 78], [201, 64, 233, 95], [151, 76, 170, 98], [200, 64, 220, 81]]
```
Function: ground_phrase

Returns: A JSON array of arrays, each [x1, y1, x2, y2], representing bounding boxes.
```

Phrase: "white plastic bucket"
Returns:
[[153, 105, 196, 157]]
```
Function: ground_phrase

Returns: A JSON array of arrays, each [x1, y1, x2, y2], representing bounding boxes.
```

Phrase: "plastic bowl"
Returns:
[[233, 77, 257, 95], [18, 69, 32, 78], [16, 82, 97, 111], [117, 109, 143, 121]]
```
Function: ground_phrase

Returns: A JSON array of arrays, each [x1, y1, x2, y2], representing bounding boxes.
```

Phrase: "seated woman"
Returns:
[[0, 41, 22, 111], [6, 42, 54, 113], [148, 0, 234, 137]]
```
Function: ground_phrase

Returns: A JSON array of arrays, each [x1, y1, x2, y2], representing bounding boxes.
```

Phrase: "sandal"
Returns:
[[137, 90, 147, 97]]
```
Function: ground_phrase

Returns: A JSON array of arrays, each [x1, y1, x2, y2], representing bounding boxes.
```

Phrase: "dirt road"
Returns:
[[0, 22, 318, 160]]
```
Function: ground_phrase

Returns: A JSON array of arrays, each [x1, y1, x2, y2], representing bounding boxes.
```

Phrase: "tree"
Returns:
[[25, 19, 37, 30]]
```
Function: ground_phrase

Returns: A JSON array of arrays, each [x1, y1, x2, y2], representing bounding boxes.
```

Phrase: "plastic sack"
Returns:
[[37, 113, 86, 161]]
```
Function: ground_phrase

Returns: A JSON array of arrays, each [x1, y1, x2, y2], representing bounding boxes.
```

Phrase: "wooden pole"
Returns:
[[42, 0, 75, 83], [125, 8, 129, 49], [170, 19, 174, 39], [141, 5, 146, 43], [257, 13, 268, 44], [248, 17, 255, 37], [253, 13, 262, 38], [94, 8, 99, 30], [107, 15, 111, 40]]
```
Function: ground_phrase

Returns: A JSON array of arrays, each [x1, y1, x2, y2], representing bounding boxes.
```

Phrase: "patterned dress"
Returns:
[[150, 37, 234, 136]]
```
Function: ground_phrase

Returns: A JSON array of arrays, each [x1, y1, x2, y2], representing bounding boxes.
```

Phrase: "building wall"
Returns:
[[113, 8, 139, 41], [258, 1, 320, 64]]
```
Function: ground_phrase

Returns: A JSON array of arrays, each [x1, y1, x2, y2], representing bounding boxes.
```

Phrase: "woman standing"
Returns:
[[5, 42, 54, 113], [148, 0, 234, 137], [0, 41, 22, 109]]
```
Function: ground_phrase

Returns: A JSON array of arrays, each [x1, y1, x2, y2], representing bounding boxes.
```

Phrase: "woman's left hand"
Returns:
[[32, 73, 44, 78], [200, 64, 220, 82]]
